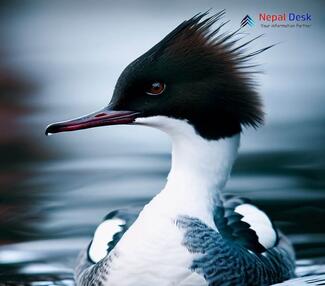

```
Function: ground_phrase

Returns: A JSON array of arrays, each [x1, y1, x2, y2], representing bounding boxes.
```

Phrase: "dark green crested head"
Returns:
[[109, 11, 267, 139], [46, 11, 268, 140]]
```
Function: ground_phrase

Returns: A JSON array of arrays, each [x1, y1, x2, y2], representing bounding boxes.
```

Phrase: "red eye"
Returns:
[[145, 81, 166, 95]]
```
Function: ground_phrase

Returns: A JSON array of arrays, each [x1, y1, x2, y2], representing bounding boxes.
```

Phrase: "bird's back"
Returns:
[[75, 195, 295, 285]]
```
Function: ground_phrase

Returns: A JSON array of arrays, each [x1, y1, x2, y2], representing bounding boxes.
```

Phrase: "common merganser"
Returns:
[[45, 11, 296, 286]]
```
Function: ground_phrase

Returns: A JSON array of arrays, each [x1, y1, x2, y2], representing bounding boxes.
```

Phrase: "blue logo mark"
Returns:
[[241, 15, 255, 27]]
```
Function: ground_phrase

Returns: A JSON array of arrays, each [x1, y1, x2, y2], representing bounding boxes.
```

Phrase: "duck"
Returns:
[[45, 11, 296, 286]]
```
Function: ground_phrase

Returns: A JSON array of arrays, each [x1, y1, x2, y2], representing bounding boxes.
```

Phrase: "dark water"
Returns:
[[0, 1, 325, 285]]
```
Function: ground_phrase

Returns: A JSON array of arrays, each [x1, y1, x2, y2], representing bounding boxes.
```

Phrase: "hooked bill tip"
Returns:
[[45, 124, 57, 136]]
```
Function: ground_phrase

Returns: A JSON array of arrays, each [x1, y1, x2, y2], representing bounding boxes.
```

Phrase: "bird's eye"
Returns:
[[145, 81, 166, 95]]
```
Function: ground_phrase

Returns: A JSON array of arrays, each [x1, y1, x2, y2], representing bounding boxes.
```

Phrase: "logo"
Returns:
[[240, 15, 255, 27], [259, 12, 311, 23], [240, 12, 312, 29], [258, 12, 312, 28]]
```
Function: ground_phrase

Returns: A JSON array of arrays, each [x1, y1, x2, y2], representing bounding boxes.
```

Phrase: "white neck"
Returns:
[[135, 116, 240, 228]]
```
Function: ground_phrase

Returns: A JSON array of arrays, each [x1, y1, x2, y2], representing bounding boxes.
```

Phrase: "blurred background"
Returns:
[[0, 0, 324, 284]]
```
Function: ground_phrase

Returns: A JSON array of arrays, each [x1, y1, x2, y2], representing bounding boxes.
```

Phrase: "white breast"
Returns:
[[98, 116, 240, 285], [102, 203, 206, 286]]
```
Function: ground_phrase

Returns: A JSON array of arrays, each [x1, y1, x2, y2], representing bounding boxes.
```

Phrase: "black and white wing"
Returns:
[[74, 209, 139, 285], [214, 195, 279, 253], [87, 209, 139, 263], [178, 195, 296, 285]]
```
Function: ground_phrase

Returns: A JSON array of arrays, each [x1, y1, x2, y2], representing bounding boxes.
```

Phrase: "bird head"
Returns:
[[46, 11, 266, 140]]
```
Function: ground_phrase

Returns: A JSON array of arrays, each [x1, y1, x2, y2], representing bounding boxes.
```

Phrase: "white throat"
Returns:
[[97, 117, 241, 284], [135, 116, 240, 227]]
